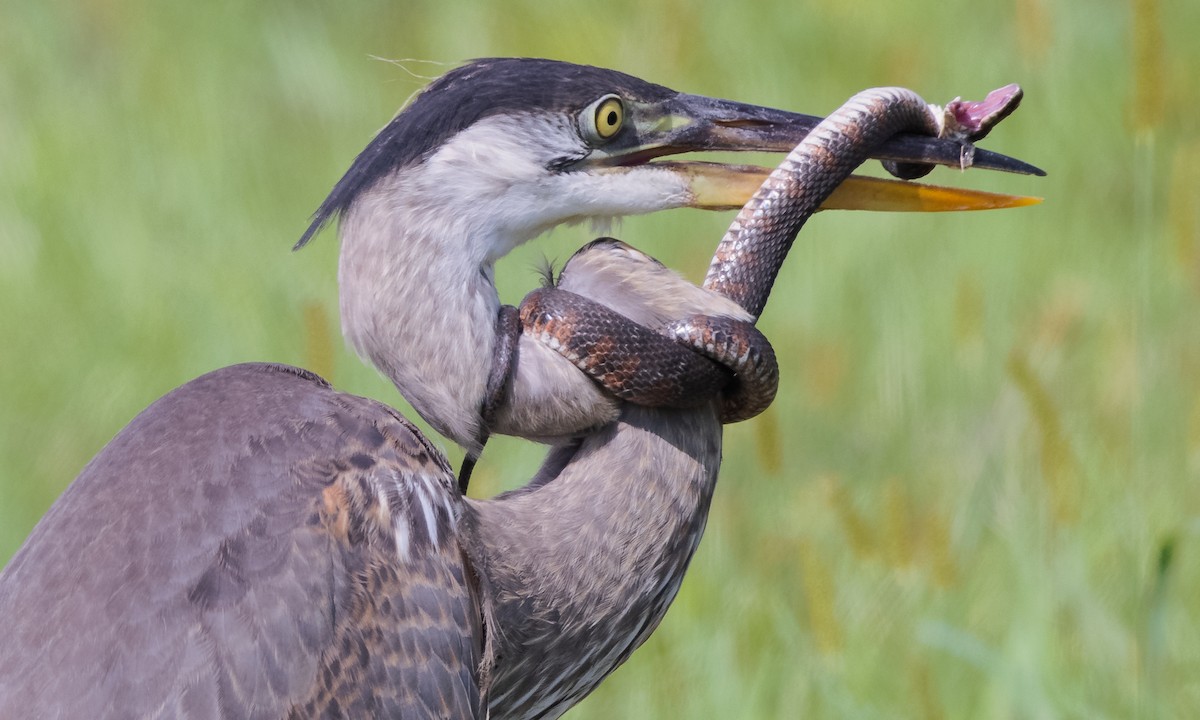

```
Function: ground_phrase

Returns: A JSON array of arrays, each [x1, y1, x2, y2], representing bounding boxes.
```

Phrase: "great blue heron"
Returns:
[[0, 59, 1039, 718]]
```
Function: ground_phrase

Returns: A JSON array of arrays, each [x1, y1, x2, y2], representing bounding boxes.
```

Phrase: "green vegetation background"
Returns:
[[2, 0, 1197, 716]]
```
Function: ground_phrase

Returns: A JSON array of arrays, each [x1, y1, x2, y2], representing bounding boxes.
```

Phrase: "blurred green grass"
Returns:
[[2, 0, 1198, 716]]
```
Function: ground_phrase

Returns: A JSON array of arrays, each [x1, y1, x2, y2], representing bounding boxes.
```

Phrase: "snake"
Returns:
[[512, 86, 1023, 425]]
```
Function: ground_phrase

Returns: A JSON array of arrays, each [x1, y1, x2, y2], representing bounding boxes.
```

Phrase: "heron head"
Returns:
[[297, 58, 1036, 259]]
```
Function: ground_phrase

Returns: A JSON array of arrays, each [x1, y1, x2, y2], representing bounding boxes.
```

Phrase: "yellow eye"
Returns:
[[594, 97, 624, 138], [586, 95, 624, 142]]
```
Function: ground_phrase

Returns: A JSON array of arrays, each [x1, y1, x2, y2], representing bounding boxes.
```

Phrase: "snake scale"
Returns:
[[515, 85, 1024, 424]]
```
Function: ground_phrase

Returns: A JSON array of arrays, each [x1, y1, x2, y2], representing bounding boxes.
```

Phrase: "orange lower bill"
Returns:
[[676, 161, 1042, 213]]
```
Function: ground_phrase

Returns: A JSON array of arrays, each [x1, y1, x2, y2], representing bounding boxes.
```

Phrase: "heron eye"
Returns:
[[584, 95, 624, 143]]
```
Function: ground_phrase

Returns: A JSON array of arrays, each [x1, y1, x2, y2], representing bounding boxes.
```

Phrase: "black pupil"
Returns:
[[604, 110, 618, 127]]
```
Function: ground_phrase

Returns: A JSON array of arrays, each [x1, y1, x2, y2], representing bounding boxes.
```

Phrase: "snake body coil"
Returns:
[[520, 87, 1013, 422]]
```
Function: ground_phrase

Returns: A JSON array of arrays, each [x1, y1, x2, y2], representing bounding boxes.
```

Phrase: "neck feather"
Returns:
[[338, 174, 504, 451], [467, 404, 722, 718]]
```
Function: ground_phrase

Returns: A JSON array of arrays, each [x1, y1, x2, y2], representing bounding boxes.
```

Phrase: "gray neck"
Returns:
[[458, 241, 749, 717], [341, 183, 741, 718], [467, 403, 722, 719], [338, 174, 629, 453], [338, 175, 501, 451]]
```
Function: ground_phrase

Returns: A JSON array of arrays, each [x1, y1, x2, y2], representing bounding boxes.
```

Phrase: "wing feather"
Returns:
[[0, 363, 483, 719]]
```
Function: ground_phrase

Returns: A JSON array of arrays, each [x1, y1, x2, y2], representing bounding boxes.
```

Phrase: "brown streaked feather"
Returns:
[[293, 444, 483, 717]]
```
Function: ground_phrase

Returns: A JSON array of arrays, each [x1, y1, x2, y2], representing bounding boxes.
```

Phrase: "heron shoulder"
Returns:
[[0, 362, 483, 718]]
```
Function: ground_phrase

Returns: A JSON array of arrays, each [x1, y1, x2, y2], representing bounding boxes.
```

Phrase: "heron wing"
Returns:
[[0, 363, 483, 719]]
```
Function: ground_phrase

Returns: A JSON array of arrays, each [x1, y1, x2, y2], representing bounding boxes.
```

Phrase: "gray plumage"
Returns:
[[0, 58, 1039, 719], [0, 240, 731, 719], [0, 364, 483, 718]]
